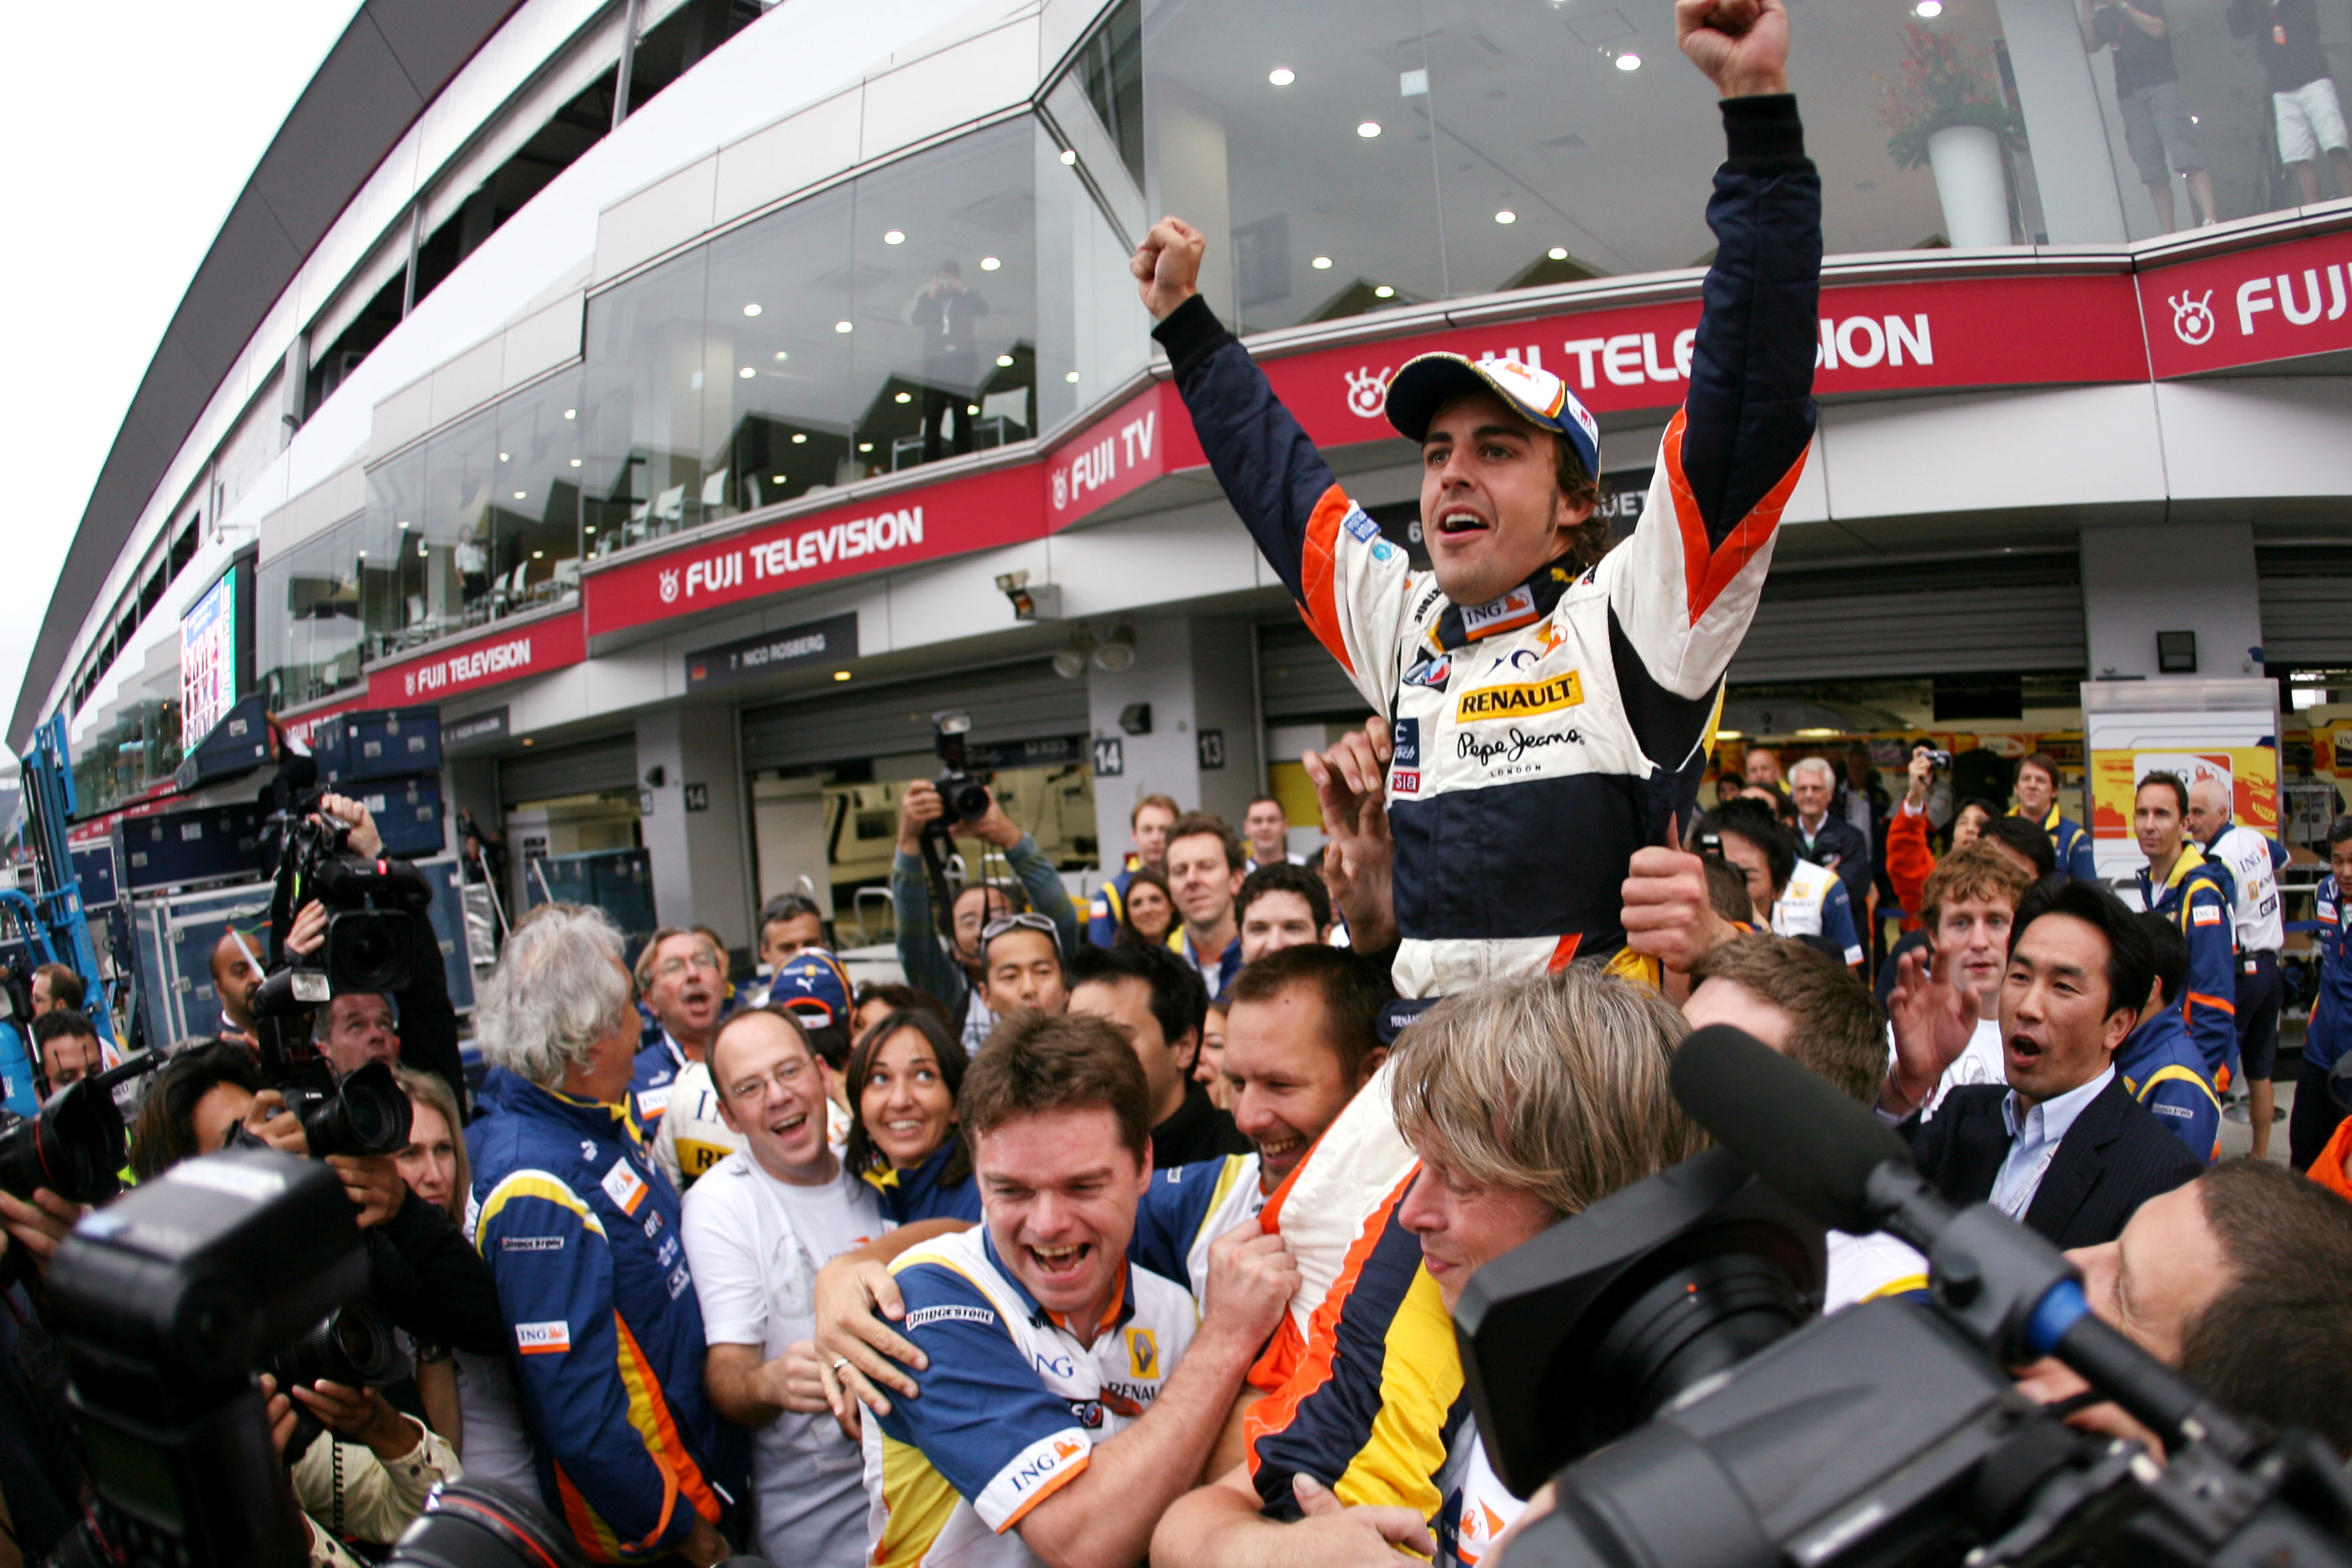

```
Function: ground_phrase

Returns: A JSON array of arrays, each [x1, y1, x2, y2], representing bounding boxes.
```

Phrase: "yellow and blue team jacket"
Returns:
[[468, 1067, 745, 1562], [2136, 847, 2239, 1079], [626, 1032, 688, 1136], [1152, 94, 1820, 998], [861, 1140, 984, 1225], [1127, 1154, 1265, 1298], [2116, 1004, 2223, 1163], [2307, 878, 2352, 1074], [1085, 858, 1142, 948], [1771, 858, 1865, 971], [2013, 801, 2097, 882], [863, 1227, 1195, 1568]]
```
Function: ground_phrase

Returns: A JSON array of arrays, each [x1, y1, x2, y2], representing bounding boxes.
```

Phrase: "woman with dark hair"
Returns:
[[843, 1009, 980, 1223], [1117, 866, 1178, 950]]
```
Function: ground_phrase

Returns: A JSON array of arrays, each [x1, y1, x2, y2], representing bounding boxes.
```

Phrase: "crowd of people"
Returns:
[[3, 7, 2352, 1566]]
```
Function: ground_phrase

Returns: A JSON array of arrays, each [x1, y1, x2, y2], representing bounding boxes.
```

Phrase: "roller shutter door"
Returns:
[[1261, 554, 2085, 699], [741, 659, 1089, 772], [1259, 621, 1374, 720], [2258, 546, 2352, 665], [499, 734, 638, 804], [1728, 554, 2086, 682]]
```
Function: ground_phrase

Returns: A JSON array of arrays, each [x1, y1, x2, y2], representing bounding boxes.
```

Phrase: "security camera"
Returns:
[[995, 570, 1061, 622]]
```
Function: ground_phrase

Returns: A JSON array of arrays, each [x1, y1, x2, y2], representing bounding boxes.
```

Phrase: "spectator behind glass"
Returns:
[[29, 962, 82, 1018], [2078, 0, 2216, 230], [1237, 862, 1333, 963], [31, 1009, 101, 1091], [1119, 866, 1178, 950], [843, 1008, 979, 1224], [2225, 0, 2352, 204]]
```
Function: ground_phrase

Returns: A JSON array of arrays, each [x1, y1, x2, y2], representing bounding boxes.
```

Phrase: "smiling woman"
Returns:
[[844, 1010, 980, 1223]]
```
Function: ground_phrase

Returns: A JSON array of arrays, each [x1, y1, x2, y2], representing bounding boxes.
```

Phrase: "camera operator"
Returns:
[[891, 779, 1079, 1053], [282, 792, 468, 1111], [128, 1040, 503, 1360], [114, 1043, 477, 1553], [2012, 1158, 2352, 1461], [30, 1008, 103, 1091]]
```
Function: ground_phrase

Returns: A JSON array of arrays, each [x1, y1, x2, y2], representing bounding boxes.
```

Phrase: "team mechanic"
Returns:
[[1129, 0, 1820, 1537]]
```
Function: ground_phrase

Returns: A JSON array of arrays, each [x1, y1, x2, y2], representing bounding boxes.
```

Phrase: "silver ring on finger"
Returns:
[[831, 1357, 852, 1374]]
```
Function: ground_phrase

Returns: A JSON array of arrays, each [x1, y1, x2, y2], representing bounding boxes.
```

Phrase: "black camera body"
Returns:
[[927, 710, 992, 834], [1467, 1027, 2352, 1568], [46, 1147, 365, 1568]]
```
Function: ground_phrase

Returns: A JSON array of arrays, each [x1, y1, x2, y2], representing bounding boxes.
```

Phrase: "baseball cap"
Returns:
[[1383, 353, 1601, 479], [771, 949, 852, 1028]]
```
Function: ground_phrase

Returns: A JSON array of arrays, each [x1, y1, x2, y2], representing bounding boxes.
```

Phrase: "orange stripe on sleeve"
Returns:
[[1243, 1165, 1418, 1478], [1662, 410, 1810, 629], [1298, 486, 1359, 676], [997, 1451, 1091, 1533]]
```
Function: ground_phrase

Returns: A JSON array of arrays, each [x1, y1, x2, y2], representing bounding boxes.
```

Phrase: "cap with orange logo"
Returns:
[[1383, 353, 1601, 479]]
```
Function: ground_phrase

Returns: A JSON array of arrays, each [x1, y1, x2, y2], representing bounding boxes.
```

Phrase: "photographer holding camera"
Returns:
[[890, 777, 1079, 1053]]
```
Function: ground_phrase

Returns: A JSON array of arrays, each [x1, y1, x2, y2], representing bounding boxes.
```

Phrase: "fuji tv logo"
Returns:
[[659, 569, 680, 603], [2169, 289, 2216, 347]]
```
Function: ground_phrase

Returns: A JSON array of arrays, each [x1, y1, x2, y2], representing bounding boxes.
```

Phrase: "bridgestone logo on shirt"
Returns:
[[1456, 672, 1584, 723], [905, 1304, 998, 1329], [516, 1320, 571, 1354]]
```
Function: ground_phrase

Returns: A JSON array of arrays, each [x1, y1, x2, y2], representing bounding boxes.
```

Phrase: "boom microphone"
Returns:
[[1669, 1024, 2263, 1458], [1669, 1023, 1911, 1234]]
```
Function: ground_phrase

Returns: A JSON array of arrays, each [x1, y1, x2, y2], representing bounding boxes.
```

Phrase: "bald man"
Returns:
[[2185, 777, 2288, 1157], [208, 928, 266, 1045]]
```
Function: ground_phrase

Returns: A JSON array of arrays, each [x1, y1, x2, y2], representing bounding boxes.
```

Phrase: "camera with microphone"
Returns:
[[1462, 1026, 2352, 1568]]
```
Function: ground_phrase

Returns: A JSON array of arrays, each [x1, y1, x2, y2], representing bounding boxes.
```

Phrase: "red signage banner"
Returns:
[[1047, 382, 1204, 531], [586, 462, 1044, 637], [1254, 272, 2150, 443], [2138, 228, 2352, 377], [367, 611, 585, 706]]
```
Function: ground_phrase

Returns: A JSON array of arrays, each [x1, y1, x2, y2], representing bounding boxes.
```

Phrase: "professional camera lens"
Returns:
[[329, 910, 414, 993], [939, 773, 992, 823], [385, 1480, 588, 1568], [0, 1083, 127, 1205], [293, 1060, 413, 1160], [272, 1297, 400, 1391]]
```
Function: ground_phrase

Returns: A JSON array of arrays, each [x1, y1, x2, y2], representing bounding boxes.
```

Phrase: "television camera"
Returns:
[[1460, 1025, 2352, 1568]]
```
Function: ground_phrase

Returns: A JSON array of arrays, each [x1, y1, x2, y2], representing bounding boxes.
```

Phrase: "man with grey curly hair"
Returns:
[[467, 904, 747, 1564]]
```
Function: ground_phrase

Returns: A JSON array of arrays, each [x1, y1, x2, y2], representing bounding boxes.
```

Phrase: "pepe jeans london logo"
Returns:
[[2170, 289, 2216, 346], [1344, 366, 1392, 418]]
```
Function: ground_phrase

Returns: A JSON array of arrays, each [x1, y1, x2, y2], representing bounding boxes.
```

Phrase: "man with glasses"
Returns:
[[682, 1007, 885, 1568], [630, 927, 728, 1137], [980, 912, 1069, 1020]]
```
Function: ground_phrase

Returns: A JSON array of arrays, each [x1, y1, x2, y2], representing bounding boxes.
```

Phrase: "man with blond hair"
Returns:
[[1154, 966, 1704, 1568]]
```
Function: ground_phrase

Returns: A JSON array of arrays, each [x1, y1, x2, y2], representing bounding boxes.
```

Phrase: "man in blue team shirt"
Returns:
[[861, 1011, 1296, 1568], [2186, 775, 2290, 1158], [2118, 913, 2223, 1162], [2293, 813, 2352, 1171], [2011, 751, 2096, 881], [2133, 772, 2238, 1080]]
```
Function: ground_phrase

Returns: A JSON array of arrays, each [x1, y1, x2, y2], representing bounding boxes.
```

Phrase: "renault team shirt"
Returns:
[[862, 1226, 1197, 1568]]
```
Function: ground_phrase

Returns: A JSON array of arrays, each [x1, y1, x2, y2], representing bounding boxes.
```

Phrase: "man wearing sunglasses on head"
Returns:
[[979, 911, 1071, 1021]]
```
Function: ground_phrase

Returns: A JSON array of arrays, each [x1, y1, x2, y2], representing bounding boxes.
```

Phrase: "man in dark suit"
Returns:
[[1883, 880, 2203, 1249]]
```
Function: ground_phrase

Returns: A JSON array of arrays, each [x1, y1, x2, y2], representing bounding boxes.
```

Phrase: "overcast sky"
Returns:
[[0, 2, 366, 751]]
